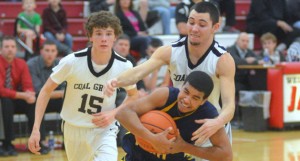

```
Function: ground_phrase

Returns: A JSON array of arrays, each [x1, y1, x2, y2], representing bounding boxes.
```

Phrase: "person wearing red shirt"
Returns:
[[0, 36, 36, 156]]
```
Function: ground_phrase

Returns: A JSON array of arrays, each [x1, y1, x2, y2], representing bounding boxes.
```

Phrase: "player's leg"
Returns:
[[93, 122, 119, 161], [63, 122, 94, 161]]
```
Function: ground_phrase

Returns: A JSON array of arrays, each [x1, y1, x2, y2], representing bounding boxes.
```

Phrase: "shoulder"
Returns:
[[73, 48, 89, 57], [200, 101, 219, 118], [27, 56, 39, 66], [151, 45, 172, 63], [15, 57, 27, 65]]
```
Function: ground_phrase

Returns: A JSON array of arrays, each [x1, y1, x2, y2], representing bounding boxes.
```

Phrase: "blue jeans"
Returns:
[[151, 6, 172, 35], [44, 31, 73, 55]]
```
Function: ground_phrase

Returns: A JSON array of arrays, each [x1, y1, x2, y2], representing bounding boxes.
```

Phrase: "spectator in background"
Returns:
[[227, 32, 261, 126], [27, 40, 64, 152], [113, 34, 146, 146], [42, 0, 73, 56], [137, 37, 169, 92], [114, 0, 151, 58], [148, 0, 174, 35], [17, 0, 42, 51], [286, 37, 300, 62], [0, 36, 38, 156], [227, 32, 261, 96], [89, 0, 115, 13], [246, 0, 300, 51], [260, 32, 285, 65]]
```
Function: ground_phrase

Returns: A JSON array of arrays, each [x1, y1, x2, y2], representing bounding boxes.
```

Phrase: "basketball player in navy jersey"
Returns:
[[104, 1, 235, 152], [28, 11, 138, 161], [116, 71, 232, 161]]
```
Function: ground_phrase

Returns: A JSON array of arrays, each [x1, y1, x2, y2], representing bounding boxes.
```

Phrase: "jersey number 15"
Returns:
[[78, 94, 103, 114]]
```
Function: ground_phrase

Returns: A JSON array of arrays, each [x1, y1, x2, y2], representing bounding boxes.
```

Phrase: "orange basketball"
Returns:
[[135, 110, 178, 153]]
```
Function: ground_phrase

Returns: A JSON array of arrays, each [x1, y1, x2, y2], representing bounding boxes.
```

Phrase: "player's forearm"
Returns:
[[116, 106, 154, 140], [218, 103, 235, 125], [116, 68, 145, 87], [33, 89, 51, 130], [181, 142, 232, 161]]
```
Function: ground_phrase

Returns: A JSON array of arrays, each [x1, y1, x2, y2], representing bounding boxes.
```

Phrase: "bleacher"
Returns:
[[0, 0, 88, 51], [0, 0, 256, 52]]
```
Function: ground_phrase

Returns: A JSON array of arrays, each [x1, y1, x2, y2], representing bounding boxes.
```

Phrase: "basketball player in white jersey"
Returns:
[[105, 1, 235, 155], [28, 11, 138, 161]]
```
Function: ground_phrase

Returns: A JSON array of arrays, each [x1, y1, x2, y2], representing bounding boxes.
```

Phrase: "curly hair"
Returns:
[[85, 11, 123, 38]]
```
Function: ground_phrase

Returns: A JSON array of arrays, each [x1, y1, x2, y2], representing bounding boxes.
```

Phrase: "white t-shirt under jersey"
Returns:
[[169, 37, 227, 112], [51, 47, 135, 128]]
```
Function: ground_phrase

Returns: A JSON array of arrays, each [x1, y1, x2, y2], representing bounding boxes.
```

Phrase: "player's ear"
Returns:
[[212, 22, 220, 33]]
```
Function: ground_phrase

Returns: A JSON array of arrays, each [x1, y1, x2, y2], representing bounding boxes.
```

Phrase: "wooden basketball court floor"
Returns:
[[1, 129, 300, 161]]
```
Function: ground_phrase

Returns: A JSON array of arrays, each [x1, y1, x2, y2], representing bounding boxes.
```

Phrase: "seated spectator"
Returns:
[[227, 32, 261, 126], [27, 40, 64, 150], [89, 0, 115, 13], [286, 37, 300, 62], [113, 34, 147, 146], [260, 32, 285, 65], [42, 0, 73, 56], [137, 37, 169, 91], [246, 0, 300, 50], [114, 0, 151, 58], [0, 36, 47, 156], [148, 0, 174, 35], [17, 0, 42, 51]]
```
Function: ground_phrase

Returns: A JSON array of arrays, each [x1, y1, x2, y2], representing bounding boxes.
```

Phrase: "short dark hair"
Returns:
[[116, 34, 130, 42], [41, 40, 57, 49], [150, 37, 163, 48], [1, 35, 16, 47], [85, 11, 123, 38], [190, 2, 220, 25], [183, 71, 214, 99]]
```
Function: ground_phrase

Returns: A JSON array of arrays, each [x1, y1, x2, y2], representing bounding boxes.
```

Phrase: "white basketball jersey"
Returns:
[[169, 37, 227, 111], [50, 47, 133, 127]]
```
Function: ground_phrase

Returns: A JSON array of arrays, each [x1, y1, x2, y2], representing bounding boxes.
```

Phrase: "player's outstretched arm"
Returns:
[[192, 53, 236, 145], [172, 128, 232, 161], [104, 46, 171, 97], [115, 87, 174, 153], [28, 78, 59, 155]]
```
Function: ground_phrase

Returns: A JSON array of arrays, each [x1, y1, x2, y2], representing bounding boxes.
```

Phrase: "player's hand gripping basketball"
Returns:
[[28, 129, 41, 155], [192, 118, 223, 145], [149, 127, 176, 154], [104, 79, 118, 97]]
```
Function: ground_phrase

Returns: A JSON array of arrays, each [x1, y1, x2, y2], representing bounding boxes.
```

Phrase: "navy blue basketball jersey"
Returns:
[[122, 87, 219, 161], [158, 87, 219, 144]]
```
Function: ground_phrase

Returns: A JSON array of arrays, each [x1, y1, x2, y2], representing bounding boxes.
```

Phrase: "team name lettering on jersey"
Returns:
[[74, 83, 104, 91], [173, 74, 186, 82]]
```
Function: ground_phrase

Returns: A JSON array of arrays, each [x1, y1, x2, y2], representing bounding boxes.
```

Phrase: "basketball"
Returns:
[[135, 110, 178, 153]]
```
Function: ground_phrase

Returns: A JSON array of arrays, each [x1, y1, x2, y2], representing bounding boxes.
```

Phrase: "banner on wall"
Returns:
[[283, 74, 300, 123]]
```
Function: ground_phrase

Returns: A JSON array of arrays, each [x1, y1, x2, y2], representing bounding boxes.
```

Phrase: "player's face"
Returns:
[[1, 39, 17, 62], [113, 39, 130, 57], [177, 82, 207, 113], [41, 44, 58, 66], [89, 27, 116, 52], [187, 10, 219, 46]]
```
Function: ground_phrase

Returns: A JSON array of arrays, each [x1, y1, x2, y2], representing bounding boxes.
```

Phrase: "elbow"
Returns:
[[220, 148, 233, 161]]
